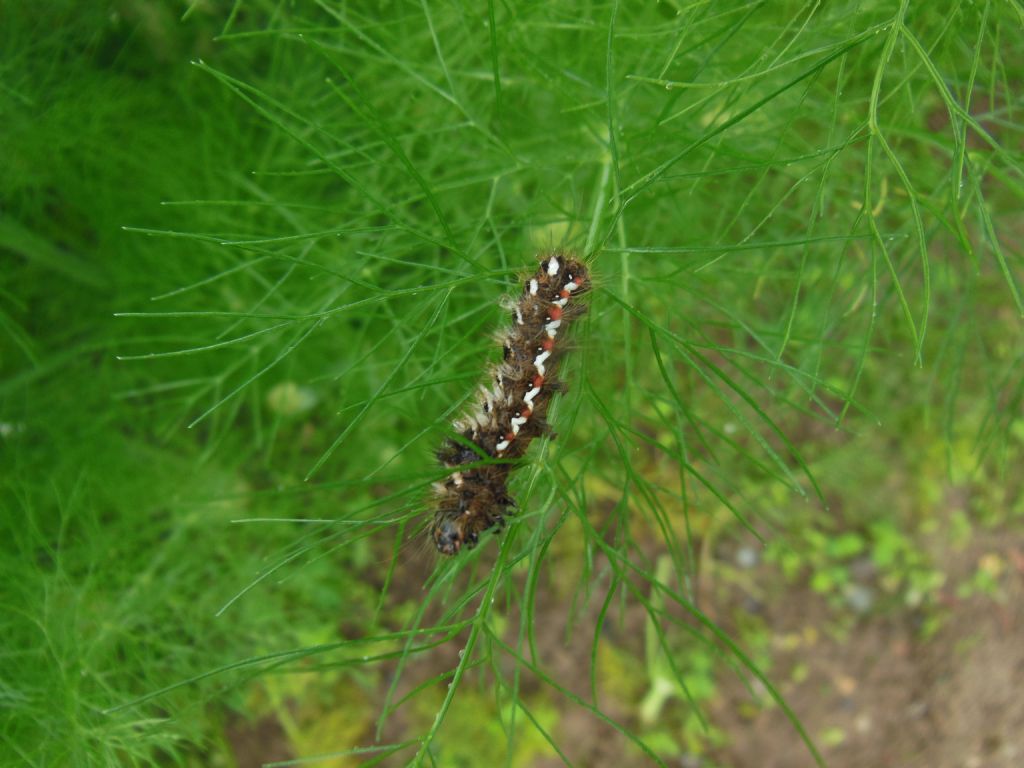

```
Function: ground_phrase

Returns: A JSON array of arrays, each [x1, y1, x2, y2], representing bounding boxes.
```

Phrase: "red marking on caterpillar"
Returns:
[[430, 253, 591, 555]]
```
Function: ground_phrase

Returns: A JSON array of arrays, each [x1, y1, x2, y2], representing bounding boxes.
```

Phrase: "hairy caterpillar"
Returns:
[[430, 253, 591, 555]]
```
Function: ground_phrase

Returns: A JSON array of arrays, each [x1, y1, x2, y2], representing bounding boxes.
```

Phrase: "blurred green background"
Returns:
[[2, 2, 1022, 767]]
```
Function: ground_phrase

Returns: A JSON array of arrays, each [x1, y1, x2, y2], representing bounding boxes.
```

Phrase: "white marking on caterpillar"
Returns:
[[553, 298, 568, 308], [515, 306, 524, 325], [564, 281, 578, 292], [452, 471, 464, 486], [547, 257, 560, 276], [534, 350, 551, 375], [529, 279, 539, 296], [545, 319, 561, 335], [523, 386, 541, 405], [495, 439, 510, 452]]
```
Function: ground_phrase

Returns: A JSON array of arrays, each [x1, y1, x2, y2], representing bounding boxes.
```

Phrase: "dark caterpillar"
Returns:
[[430, 253, 591, 555]]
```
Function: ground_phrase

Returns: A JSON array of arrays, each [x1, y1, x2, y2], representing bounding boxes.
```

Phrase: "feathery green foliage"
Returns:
[[2, 1, 1021, 766]]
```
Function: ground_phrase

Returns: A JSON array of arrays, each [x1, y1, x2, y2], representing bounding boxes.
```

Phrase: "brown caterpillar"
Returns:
[[430, 253, 591, 555]]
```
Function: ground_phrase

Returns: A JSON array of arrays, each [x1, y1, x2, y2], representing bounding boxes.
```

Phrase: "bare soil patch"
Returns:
[[710, 532, 1024, 768]]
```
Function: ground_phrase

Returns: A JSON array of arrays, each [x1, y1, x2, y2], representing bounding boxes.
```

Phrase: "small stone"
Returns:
[[843, 582, 876, 614], [735, 545, 760, 569]]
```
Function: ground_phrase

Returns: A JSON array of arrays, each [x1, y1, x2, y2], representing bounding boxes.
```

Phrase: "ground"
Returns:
[[710, 531, 1024, 768]]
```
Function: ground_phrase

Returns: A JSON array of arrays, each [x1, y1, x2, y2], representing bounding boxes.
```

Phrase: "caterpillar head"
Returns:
[[432, 517, 479, 555], [431, 473, 512, 555]]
